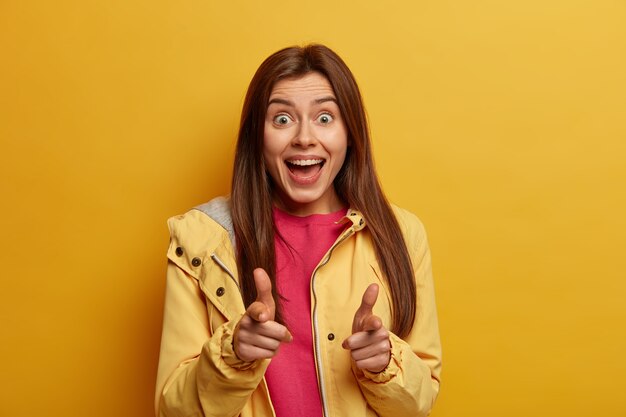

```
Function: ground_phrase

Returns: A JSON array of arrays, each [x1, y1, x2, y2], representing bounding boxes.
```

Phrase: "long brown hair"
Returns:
[[231, 44, 416, 338]]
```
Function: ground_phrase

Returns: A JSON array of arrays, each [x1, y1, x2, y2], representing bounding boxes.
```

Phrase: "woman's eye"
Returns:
[[318, 113, 333, 124], [274, 115, 292, 125]]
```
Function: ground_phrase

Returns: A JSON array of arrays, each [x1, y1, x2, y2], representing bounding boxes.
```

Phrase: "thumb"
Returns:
[[352, 283, 382, 333], [247, 268, 275, 322]]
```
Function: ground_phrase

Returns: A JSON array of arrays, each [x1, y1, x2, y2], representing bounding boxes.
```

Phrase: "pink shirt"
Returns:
[[265, 206, 347, 417]]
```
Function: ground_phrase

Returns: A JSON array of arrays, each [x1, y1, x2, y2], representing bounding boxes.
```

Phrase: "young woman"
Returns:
[[155, 44, 441, 417]]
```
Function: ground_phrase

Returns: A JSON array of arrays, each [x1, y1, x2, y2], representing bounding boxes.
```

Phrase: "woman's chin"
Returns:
[[274, 188, 342, 216]]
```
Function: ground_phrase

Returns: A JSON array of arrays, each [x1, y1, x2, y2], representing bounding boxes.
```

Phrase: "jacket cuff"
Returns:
[[359, 332, 403, 383]]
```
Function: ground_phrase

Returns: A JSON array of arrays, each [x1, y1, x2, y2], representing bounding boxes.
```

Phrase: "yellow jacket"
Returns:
[[155, 197, 442, 417]]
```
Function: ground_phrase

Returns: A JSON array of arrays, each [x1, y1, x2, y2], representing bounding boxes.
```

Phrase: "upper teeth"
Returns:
[[287, 159, 324, 166]]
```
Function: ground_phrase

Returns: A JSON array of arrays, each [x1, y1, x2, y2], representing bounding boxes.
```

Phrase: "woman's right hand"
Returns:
[[234, 268, 292, 362]]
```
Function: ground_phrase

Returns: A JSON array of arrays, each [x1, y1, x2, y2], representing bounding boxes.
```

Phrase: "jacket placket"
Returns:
[[309, 209, 366, 417]]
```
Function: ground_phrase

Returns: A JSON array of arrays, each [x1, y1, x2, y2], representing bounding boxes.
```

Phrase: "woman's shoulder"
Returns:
[[167, 196, 234, 251], [389, 204, 428, 247]]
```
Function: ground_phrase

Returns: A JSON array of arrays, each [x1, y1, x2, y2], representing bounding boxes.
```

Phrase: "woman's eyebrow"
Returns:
[[267, 96, 337, 106], [315, 96, 337, 104], [268, 97, 293, 106]]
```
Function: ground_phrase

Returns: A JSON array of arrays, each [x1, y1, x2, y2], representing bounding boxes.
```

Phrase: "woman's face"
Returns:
[[263, 72, 348, 216]]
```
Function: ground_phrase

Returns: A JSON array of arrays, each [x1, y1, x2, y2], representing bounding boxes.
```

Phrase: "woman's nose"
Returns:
[[292, 121, 317, 147]]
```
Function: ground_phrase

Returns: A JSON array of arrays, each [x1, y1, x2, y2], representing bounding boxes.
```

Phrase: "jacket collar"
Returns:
[[341, 208, 367, 232]]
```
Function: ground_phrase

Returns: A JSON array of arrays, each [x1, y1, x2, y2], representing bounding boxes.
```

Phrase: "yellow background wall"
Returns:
[[1, 1, 624, 416]]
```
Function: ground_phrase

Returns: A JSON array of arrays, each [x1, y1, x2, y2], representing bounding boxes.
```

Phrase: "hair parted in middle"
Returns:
[[231, 44, 417, 338]]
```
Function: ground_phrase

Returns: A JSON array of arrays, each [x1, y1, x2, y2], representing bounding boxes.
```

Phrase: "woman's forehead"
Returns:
[[269, 72, 335, 101]]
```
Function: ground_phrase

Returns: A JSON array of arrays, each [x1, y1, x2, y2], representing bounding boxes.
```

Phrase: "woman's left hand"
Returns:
[[342, 284, 391, 373]]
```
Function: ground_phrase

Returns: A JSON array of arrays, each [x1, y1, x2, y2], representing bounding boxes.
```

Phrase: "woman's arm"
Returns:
[[155, 261, 269, 417], [350, 213, 442, 417]]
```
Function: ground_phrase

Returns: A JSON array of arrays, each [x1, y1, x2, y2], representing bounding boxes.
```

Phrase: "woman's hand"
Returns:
[[234, 268, 292, 362], [342, 284, 391, 373]]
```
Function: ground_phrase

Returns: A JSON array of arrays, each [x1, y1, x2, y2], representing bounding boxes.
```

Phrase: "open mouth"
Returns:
[[285, 158, 326, 179]]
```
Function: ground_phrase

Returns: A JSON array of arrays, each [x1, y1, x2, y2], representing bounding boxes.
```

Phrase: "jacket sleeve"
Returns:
[[155, 257, 269, 417], [354, 214, 442, 417]]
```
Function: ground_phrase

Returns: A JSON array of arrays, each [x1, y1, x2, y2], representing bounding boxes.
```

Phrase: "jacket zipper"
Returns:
[[311, 227, 355, 417]]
